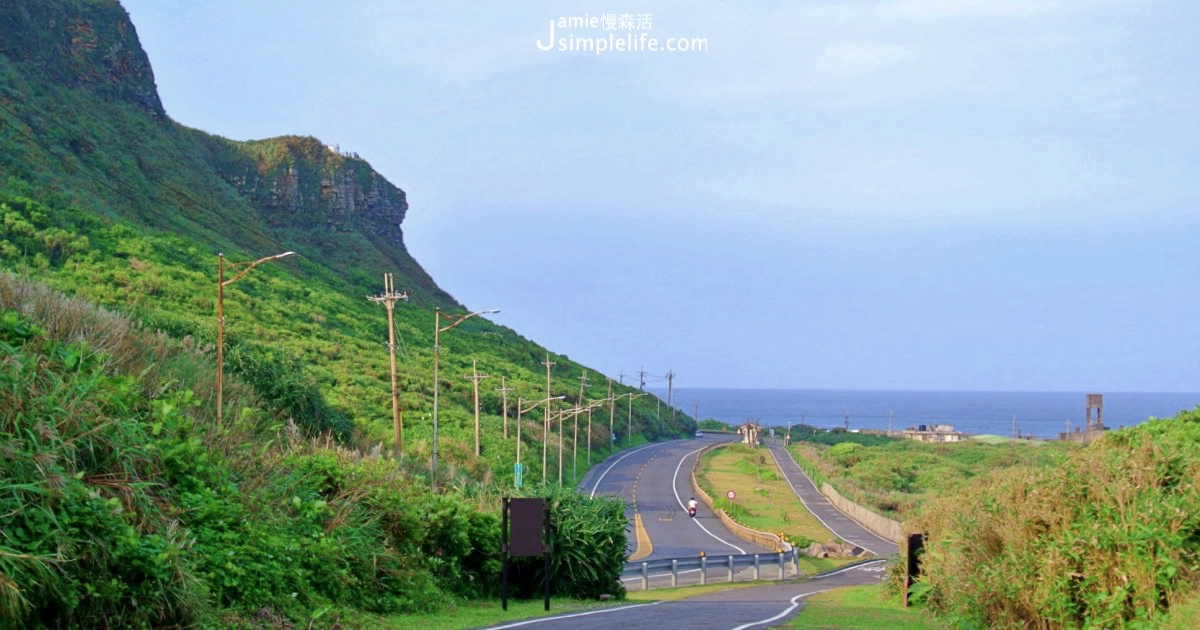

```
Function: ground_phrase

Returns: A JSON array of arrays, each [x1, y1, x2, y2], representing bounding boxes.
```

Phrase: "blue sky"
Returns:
[[121, 1, 1199, 392]]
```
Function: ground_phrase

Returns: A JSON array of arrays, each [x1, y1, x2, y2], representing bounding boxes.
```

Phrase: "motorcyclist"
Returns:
[[687, 497, 698, 514]]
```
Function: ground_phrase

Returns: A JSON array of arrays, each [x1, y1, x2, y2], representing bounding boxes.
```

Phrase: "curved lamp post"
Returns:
[[216, 251, 295, 424], [432, 307, 498, 490], [516, 395, 564, 484]]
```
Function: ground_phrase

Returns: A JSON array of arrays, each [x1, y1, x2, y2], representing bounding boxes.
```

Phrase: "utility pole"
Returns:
[[586, 405, 593, 466], [496, 377, 513, 439], [567, 370, 588, 485], [542, 354, 555, 483], [639, 368, 646, 391], [628, 393, 634, 447], [577, 370, 590, 403], [607, 379, 615, 443], [666, 370, 675, 424], [368, 273, 409, 454], [624, 392, 645, 447], [462, 359, 489, 456], [571, 406, 579, 483]]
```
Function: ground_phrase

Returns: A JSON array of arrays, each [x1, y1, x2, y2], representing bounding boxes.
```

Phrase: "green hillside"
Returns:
[[0, 0, 690, 625], [0, 0, 693, 480]]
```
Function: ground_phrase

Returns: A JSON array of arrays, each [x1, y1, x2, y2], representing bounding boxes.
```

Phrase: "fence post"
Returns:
[[671, 559, 678, 587], [778, 551, 785, 577], [641, 561, 648, 591], [728, 555, 735, 582], [700, 556, 707, 585], [754, 554, 761, 581]]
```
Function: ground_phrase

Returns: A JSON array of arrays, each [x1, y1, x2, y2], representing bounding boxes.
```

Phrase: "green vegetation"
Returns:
[[787, 420, 1200, 625], [0, 296, 629, 626], [786, 426, 1073, 518], [0, 1, 692, 624], [696, 418, 737, 432], [783, 585, 950, 629], [906, 413, 1200, 628], [696, 443, 856, 573]]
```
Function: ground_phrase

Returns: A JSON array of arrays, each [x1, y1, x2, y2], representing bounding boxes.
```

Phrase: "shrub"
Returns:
[[909, 410, 1200, 627]]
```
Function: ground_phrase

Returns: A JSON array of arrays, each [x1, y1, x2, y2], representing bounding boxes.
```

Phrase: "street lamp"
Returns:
[[216, 250, 295, 424], [517, 395, 563, 483], [621, 392, 647, 448], [432, 307, 499, 490]]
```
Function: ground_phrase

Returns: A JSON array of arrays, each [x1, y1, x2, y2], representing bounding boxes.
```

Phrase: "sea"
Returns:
[[649, 388, 1200, 440]]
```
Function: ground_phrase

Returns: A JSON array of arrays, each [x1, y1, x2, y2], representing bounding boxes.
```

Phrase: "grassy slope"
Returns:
[[0, 0, 695, 489], [0, 0, 683, 624]]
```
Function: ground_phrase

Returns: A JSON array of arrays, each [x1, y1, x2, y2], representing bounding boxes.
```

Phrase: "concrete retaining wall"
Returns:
[[818, 482, 904, 544]]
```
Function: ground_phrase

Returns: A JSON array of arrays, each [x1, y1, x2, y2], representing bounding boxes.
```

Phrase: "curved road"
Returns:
[[491, 561, 889, 630], [578, 435, 775, 559], [493, 436, 903, 629]]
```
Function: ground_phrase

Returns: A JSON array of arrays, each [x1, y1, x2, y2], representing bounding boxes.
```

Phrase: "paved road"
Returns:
[[489, 560, 890, 629], [578, 435, 775, 559], [765, 440, 899, 558], [501, 437, 904, 629]]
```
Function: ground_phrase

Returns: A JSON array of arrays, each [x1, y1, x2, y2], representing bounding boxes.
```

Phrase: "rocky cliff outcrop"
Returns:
[[211, 135, 409, 244], [0, 0, 163, 117]]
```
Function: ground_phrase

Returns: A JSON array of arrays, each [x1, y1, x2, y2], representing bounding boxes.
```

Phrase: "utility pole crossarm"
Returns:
[[367, 273, 409, 455]]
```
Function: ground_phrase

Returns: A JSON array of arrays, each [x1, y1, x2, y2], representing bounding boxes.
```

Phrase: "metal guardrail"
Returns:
[[621, 548, 802, 591]]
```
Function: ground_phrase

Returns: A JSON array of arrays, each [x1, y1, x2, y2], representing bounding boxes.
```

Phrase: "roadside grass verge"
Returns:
[[782, 585, 950, 629], [697, 443, 846, 551], [354, 597, 625, 629]]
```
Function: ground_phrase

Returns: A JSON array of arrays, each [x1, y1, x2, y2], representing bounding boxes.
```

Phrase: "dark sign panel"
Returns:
[[509, 498, 545, 557]]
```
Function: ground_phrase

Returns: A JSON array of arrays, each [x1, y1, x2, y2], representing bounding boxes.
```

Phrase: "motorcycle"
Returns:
[[687, 505, 697, 518]]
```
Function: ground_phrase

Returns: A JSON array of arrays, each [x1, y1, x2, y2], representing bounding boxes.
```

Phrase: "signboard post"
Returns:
[[502, 498, 550, 611], [726, 490, 736, 513]]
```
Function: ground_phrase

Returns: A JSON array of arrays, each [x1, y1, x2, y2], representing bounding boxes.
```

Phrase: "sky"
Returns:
[[119, 0, 1199, 392]]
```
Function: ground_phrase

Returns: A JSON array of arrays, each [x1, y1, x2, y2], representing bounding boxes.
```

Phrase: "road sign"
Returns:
[[726, 490, 736, 500], [514, 463, 524, 488]]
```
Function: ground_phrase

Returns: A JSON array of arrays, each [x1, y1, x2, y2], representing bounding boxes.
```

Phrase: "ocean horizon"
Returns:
[[647, 388, 1200, 440]]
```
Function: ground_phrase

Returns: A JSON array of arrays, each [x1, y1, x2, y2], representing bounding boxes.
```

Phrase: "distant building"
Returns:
[[1058, 393, 1109, 443], [738, 421, 762, 446], [902, 423, 965, 443]]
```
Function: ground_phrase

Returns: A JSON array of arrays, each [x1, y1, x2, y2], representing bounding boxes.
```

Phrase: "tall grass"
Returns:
[[908, 412, 1200, 627]]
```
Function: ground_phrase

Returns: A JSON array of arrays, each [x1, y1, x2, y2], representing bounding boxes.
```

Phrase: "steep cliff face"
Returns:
[[0, 0, 455, 305], [215, 135, 408, 244], [0, 0, 163, 117]]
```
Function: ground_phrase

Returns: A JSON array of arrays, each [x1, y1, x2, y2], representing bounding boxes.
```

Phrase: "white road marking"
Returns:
[[731, 589, 829, 630], [588, 443, 662, 498], [672, 445, 747, 554], [486, 602, 665, 629]]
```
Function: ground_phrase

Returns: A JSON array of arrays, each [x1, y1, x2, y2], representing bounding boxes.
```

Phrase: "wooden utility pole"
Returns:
[[666, 370, 675, 424], [607, 379, 615, 442], [542, 354, 555, 483], [586, 405, 593, 465], [463, 359, 490, 456], [496, 377, 514, 439], [368, 273, 409, 454], [558, 407, 566, 485]]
